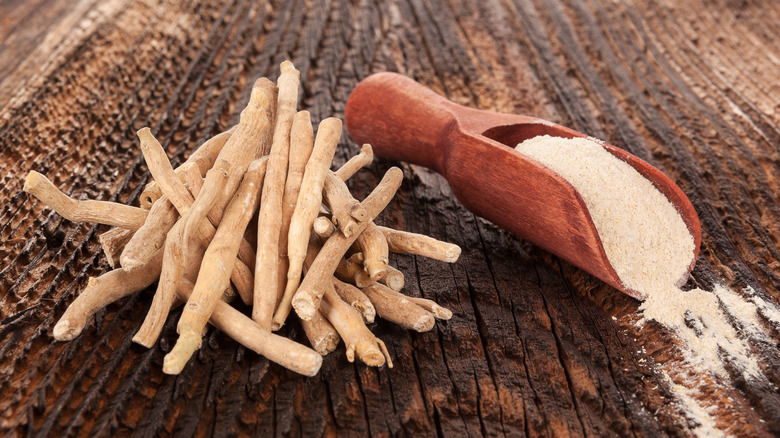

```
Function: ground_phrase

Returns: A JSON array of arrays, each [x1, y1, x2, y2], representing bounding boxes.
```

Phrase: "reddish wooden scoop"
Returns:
[[345, 72, 701, 299]]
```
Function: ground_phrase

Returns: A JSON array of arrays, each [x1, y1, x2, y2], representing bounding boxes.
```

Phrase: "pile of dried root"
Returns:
[[23, 61, 459, 376]]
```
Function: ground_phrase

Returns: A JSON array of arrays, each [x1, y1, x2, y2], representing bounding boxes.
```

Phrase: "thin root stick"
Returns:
[[332, 278, 375, 323], [24, 171, 147, 230], [179, 77, 273, 261], [353, 221, 388, 281], [362, 283, 435, 332], [276, 118, 342, 324], [271, 110, 314, 330], [132, 219, 198, 348], [170, 279, 322, 376], [378, 226, 461, 263], [407, 296, 453, 320], [140, 126, 235, 208], [53, 249, 163, 341], [99, 228, 134, 268], [335, 144, 373, 181], [254, 61, 300, 330], [322, 172, 365, 236], [301, 310, 340, 355], [321, 286, 391, 367], [380, 265, 404, 291], [164, 159, 267, 373], [292, 167, 403, 320]]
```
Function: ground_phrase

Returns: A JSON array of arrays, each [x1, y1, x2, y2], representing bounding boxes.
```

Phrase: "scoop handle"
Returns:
[[345, 72, 458, 175]]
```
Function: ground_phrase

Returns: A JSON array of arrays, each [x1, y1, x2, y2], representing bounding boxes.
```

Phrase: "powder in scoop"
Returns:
[[515, 135, 695, 297], [515, 135, 777, 436]]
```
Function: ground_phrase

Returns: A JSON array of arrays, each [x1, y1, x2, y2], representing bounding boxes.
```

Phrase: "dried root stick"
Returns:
[[175, 279, 322, 376], [312, 216, 335, 240], [380, 266, 404, 291], [353, 221, 389, 281], [254, 61, 300, 330], [321, 286, 391, 367], [52, 249, 163, 341], [133, 160, 214, 345], [322, 172, 366, 236], [180, 78, 273, 259], [301, 310, 340, 355], [133, 220, 198, 347], [271, 110, 314, 330], [164, 159, 267, 374], [139, 128, 256, 300], [335, 144, 373, 181], [110, 151, 189, 271], [292, 167, 403, 320], [332, 278, 375, 323], [407, 296, 452, 320], [276, 118, 342, 324], [334, 253, 371, 288], [24, 171, 147, 230], [99, 228, 134, 268], [120, 194, 178, 271], [378, 226, 461, 263], [140, 126, 235, 208], [362, 283, 435, 332]]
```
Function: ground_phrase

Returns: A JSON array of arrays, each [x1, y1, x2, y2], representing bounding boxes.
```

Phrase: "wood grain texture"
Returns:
[[1, 0, 779, 436]]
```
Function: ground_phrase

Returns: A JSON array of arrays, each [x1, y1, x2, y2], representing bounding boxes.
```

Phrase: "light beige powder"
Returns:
[[515, 135, 778, 436], [515, 135, 695, 297]]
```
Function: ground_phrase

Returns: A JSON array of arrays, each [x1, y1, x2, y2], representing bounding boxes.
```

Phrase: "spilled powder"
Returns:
[[516, 135, 779, 436]]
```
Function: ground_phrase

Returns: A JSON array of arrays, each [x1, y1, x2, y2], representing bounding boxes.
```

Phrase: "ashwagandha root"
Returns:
[[271, 110, 314, 331], [301, 309, 341, 355], [361, 282, 435, 332], [276, 118, 342, 325], [24, 171, 148, 230], [335, 144, 373, 181], [322, 172, 365, 237], [353, 221, 389, 281], [52, 249, 163, 341], [98, 227, 134, 268], [292, 167, 403, 320], [312, 215, 335, 240], [164, 159, 268, 374], [320, 284, 391, 367], [140, 126, 235, 209], [120, 194, 178, 271], [254, 61, 300, 330], [40, 67, 464, 379], [132, 219, 200, 348], [173, 279, 322, 377], [407, 296, 452, 320], [332, 278, 375, 324], [378, 226, 461, 263], [380, 265, 404, 291], [179, 78, 274, 264], [334, 252, 372, 288], [138, 128, 256, 301]]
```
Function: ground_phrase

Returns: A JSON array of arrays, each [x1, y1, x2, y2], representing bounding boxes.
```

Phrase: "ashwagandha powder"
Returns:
[[515, 134, 695, 297], [516, 135, 779, 436]]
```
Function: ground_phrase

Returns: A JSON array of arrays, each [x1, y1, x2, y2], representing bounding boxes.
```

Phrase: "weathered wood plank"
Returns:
[[1, 0, 780, 436]]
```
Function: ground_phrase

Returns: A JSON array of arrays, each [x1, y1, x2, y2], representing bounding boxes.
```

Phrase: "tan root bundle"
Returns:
[[25, 61, 460, 377]]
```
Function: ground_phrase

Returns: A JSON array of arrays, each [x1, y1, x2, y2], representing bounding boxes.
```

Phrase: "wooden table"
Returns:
[[2, 0, 779, 436]]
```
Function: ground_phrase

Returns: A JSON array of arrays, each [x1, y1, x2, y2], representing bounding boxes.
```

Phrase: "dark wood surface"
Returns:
[[1, 0, 779, 436]]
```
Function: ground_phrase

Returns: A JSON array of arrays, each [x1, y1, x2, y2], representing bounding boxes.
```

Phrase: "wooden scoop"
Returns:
[[344, 72, 701, 300]]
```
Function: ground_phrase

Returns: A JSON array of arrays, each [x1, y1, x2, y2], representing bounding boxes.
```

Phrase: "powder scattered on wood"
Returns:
[[516, 135, 778, 437]]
